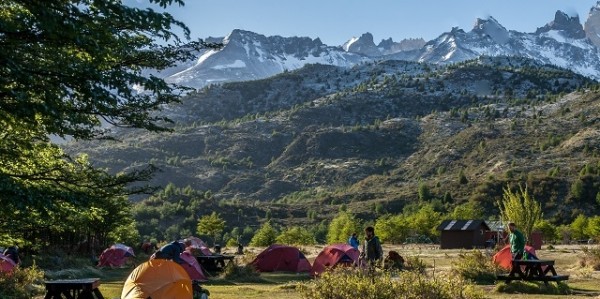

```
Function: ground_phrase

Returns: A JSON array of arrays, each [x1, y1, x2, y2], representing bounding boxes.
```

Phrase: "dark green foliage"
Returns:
[[0, 0, 219, 251]]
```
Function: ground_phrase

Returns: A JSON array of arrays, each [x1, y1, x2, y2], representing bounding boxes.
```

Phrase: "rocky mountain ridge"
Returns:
[[160, 3, 600, 89]]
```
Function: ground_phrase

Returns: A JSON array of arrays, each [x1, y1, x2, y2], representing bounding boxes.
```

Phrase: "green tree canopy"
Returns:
[[326, 211, 361, 244], [374, 214, 410, 244], [498, 184, 543, 241], [197, 212, 226, 245], [275, 226, 315, 245], [0, 0, 218, 250], [250, 222, 278, 247]]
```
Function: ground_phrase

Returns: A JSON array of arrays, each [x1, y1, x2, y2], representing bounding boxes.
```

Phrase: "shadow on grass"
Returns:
[[495, 281, 570, 295], [205, 272, 312, 286]]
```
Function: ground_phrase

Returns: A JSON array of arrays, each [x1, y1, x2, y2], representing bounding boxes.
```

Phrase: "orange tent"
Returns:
[[121, 259, 192, 299], [492, 245, 538, 270]]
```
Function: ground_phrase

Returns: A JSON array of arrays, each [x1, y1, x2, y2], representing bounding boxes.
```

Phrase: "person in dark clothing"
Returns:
[[3, 246, 20, 265], [361, 227, 383, 267], [151, 241, 185, 264]]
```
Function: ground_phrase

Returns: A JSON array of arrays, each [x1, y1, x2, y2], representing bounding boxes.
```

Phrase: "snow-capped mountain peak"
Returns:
[[471, 16, 510, 44], [161, 3, 600, 89], [341, 32, 380, 56], [536, 10, 586, 39]]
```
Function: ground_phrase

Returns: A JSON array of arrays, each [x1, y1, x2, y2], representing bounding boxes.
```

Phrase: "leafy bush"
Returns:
[[0, 266, 45, 299], [451, 250, 500, 284], [298, 268, 484, 299], [219, 260, 262, 282], [404, 256, 427, 273]]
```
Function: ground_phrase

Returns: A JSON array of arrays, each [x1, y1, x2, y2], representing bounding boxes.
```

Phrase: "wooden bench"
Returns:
[[496, 259, 569, 285], [44, 278, 104, 299], [195, 254, 235, 272]]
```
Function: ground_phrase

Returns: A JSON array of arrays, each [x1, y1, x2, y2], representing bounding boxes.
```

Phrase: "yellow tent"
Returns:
[[121, 259, 192, 299]]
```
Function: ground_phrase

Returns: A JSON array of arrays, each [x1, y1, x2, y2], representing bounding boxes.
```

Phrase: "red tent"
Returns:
[[312, 244, 359, 276], [98, 244, 135, 268], [180, 251, 207, 281], [0, 253, 16, 273], [492, 245, 537, 270], [185, 237, 212, 256], [250, 245, 311, 273]]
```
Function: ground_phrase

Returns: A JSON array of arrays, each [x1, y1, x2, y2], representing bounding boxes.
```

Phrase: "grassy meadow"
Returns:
[[33, 244, 600, 299]]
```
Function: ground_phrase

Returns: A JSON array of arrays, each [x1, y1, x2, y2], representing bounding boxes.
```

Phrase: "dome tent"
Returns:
[[97, 243, 135, 268], [121, 259, 192, 299], [312, 244, 360, 276], [250, 244, 311, 273]]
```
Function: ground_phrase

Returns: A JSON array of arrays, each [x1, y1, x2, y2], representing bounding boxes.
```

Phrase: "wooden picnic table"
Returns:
[[195, 254, 235, 272], [44, 278, 104, 299], [496, 259, 569, 285]]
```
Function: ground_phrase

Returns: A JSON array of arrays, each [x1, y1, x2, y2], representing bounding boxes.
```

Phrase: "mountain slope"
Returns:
[[65, 57, 600, 228]]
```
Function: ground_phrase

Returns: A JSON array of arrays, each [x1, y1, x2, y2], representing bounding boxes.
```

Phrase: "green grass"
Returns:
[[32, 245, 600, 299], [96, 270, 309, 299]]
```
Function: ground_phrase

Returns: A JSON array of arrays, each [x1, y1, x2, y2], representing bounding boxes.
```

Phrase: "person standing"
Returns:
[[507, 222, 526, 260], [362, 227, 383, 266], [348, 232, 359, 250]]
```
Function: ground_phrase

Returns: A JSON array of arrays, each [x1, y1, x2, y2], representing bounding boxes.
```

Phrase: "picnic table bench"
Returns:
[[195, 254, 235, 272], [44, 278, 104, 299], [496, 259, 569, 285]]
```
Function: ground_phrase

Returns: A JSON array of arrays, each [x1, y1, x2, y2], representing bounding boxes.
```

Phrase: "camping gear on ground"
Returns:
[[492, 244, 538, 270], [121, 259, 193, 299], [97, 243, 135, 268], [180, 250, 208, 281], [384, 250, 405, 270], [192, 280, 210, 299], [0, 253, 17, 273], [250, 244, 312, 273], [312, 244, 360, 276]]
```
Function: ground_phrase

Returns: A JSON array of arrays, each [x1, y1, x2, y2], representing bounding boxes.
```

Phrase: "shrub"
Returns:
[[404, 256, 427, 273], [450, 250, 500, 284], [298, 268, 484, 299], [0, 265, 45, 299], [219, 260, 262, 282]]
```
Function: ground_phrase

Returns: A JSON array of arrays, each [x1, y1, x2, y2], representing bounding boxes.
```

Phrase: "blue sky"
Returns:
[[129, 0, 599, 46]]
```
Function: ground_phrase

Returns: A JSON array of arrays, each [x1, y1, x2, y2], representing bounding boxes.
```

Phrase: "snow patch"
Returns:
[[211, 60, 247, 69]]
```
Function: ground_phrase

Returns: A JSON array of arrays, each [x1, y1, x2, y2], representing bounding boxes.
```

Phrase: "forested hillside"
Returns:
[[65, 57, 600, 245]]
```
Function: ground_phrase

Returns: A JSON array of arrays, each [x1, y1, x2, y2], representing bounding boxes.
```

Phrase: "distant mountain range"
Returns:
[[159, 2, 600, 89]]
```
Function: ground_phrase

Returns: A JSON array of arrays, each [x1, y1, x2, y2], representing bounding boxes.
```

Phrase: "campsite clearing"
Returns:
[[38, 244, 600, 299]]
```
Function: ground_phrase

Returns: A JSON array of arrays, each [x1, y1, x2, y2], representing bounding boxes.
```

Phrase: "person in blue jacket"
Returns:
[[348, 232, 359, 250]]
